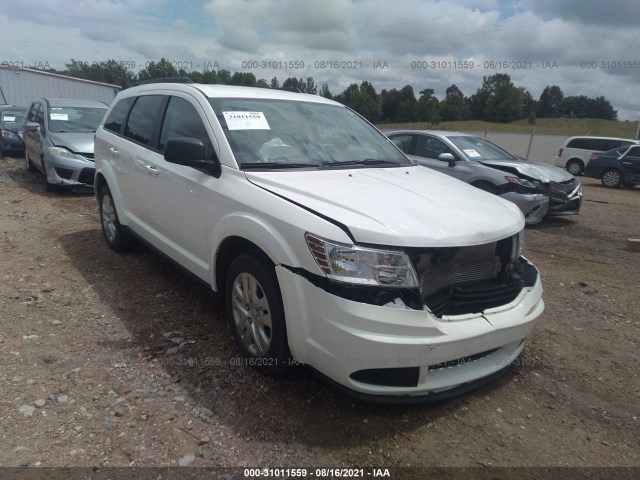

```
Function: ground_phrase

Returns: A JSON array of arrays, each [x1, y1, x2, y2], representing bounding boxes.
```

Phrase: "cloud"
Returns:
[[531, 0, 640, 26]]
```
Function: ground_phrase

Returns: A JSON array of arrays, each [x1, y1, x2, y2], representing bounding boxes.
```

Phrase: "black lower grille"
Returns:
[[54, 167, 73, 179], [350, 367, 420, 387], [424, 280, 524, 317], [78, 167, 95, 185]]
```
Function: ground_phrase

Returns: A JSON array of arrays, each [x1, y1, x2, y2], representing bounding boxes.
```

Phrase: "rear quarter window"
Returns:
[[104, 97, 135, 134], [566, 138, 592, 149]]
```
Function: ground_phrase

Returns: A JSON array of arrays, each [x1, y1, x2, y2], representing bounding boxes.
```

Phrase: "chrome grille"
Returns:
[[420, 256, 500, 297]]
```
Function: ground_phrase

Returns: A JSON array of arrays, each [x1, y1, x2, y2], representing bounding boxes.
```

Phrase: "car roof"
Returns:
[[119, 83, 340, 106], [564, 135, 639, 142], [386, 129, 476, 139], [42, 98, 108, 109]]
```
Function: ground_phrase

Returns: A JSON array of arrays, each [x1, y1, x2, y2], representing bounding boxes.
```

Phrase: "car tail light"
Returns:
[[589, 154, 600, 162], [558, 148, 563, 156]]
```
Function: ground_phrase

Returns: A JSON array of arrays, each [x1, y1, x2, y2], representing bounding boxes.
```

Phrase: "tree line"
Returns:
[[60, 58, 618, 123]]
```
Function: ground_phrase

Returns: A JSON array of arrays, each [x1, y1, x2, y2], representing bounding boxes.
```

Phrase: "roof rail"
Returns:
[[129, 77, 194, 88]]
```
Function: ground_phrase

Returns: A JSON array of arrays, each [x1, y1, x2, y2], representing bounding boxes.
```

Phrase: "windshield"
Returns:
[[448, 135, 518, 162], [1, 110, 25, 122], [208, 97, 410, 170], [48, 106, 107, 133]]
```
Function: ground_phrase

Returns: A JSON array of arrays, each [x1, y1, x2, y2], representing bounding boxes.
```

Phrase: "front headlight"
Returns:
[[2, 130, 18, 138], [48, 146, 78, 160], [305, 233, 418, 288], [505, 176, 536, 189]]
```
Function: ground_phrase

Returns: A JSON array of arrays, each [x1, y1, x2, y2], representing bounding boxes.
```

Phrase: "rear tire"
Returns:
[[225, 252, 292, 376], [99, 184, 135, 251], [566, 159, 584, 176], [601, 169, 623, 188]]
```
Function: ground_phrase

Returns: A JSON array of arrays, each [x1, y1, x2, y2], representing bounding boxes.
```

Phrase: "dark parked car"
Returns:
[[584, 144, 640, 188], [0, 107, 27, 156]]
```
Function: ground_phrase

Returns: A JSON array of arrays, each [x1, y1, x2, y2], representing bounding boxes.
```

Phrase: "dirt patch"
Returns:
[[1, 156, 638, 470]]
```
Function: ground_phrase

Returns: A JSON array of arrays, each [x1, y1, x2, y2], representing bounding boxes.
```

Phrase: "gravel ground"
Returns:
[[0, 155, 639, 477]]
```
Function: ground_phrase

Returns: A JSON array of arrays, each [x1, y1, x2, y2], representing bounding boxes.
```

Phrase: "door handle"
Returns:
[[145, 165, 159, 176], [110, 147, 119, 158]]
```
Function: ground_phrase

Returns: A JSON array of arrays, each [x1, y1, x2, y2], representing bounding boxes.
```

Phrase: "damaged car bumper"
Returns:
[[275, 256, 543, 401], [500, 192, 548, 225], [547, 179, 582, 216]]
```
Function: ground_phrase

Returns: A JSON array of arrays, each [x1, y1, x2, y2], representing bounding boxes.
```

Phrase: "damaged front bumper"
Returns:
[[500, 191, 548, 225], [275, 257, 544, 400], [547, 180, 583, 216]]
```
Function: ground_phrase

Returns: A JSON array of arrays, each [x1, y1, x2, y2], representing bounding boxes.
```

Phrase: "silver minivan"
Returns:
[[23, 98, 107, 190]]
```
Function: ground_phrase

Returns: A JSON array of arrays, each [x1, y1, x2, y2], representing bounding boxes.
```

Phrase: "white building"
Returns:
[[0, 66, 120, 107]]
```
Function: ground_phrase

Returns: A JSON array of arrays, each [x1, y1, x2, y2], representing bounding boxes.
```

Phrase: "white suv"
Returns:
[[94, 82, 544, 401], [555, 136, 639, 175]]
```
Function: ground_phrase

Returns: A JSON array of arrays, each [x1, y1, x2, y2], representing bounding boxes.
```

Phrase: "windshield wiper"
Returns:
[[240, 162, 320, 170], [320, 159, 401, 169]]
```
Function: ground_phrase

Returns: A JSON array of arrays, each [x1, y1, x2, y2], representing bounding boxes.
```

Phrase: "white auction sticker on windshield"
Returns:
[[223, 111, 270, 130], [463, 149, 481, 158], [50, 113, 69, 121]]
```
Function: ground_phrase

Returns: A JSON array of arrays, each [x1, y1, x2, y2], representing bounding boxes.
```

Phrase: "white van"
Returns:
[[94, 82, 544, 402], [555, 136, 639, 175]]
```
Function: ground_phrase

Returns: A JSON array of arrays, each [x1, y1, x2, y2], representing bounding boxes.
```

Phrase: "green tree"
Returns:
[[537, 85, 563, 118], [304, 76, 317, 95], [335, 81, 380, 123], [230, 72, 257, 87], [270, 76, 280, 89], [319, 83, 332, 99], [282, 77, 304, 92], [469, 74, 523, 123], [137, 58, 179, 81], [416, 88, 440, 124], [439, 84, 470, 121], [64, 59, 136, 88]]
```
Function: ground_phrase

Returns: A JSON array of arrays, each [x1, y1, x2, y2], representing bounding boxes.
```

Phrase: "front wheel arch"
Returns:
[[224, 251, 292, 375]]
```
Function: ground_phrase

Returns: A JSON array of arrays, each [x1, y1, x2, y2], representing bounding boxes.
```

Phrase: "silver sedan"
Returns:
[[387, 130, 582, 225]]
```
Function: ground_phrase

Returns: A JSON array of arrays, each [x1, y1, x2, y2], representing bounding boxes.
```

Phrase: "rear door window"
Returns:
[[124, 95, 165, 148]]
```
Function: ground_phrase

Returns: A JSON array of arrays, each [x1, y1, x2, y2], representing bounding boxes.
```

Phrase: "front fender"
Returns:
[[210, 211, 306, 291]]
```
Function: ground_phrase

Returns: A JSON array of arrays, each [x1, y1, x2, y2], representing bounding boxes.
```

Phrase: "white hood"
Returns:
[[246, 166, 524, 247]]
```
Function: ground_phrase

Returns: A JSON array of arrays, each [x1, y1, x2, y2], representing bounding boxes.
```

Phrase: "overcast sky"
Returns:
[[2, 0, 640, 120]]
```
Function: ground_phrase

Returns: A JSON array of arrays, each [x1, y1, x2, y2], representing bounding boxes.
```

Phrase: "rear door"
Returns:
[[24, 102, 44, 167], [139, 93, 219, 280], [620, 145, 640, 182]]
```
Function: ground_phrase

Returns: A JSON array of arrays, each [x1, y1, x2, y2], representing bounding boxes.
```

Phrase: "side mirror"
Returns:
[[164, 137, 221, 177], [438, 152, 456, 166], [24, 122, 41, 132]]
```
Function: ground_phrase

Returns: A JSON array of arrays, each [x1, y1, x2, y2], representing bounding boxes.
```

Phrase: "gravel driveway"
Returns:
[[1, 156, 638, 479]]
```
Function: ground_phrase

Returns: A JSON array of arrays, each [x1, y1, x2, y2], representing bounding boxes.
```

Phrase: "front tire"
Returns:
[[225, 252, 292, 376], [99, 184, 135, 251], [601, 169, 624, 188], [566, 159, 584, 176]]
